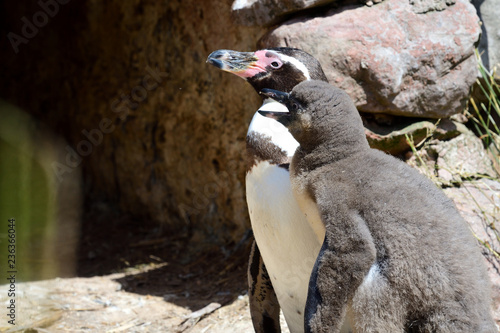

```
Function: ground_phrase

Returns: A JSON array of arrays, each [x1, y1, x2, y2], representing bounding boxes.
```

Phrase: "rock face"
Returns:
[[260, 0, 481, 118], [409, 0, 457, 14], [406, 126, 497, 186], [364, 118, 463, 155], [433, 131, 497, 183], [0, 1, 265, 245], [472, 0, 500, 72]]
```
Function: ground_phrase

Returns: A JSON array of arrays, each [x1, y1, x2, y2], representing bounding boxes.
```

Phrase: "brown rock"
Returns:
[[409, 0, 456, 14], [260, 0, 481, 118], [406, 126, 498, 185], [434, 131, 497, 183], [365, 117, 463, 155], [0, 1, 265, 244]]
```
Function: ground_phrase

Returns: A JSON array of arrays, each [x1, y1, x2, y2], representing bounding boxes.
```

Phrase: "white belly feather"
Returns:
[[246, 161, 322, 332]]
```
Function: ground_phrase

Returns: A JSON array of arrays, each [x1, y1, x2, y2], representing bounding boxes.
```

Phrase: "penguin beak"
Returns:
[[206, 49, 264, 78], [259, 88, 290, 104], [258, 88, 292, 126]]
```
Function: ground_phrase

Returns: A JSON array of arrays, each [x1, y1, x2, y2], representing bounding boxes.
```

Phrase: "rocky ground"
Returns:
[[0, 270, 292, 333]]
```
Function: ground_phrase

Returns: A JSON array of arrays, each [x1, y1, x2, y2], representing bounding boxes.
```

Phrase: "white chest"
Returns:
[[248, 99, 299, 157], [246, 161, 321, 332]]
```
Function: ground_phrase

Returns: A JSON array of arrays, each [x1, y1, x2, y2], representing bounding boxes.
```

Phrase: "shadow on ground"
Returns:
[[77, 203, 251, 311]]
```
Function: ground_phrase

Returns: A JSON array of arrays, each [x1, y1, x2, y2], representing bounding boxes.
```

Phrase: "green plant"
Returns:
[[466, 49, 500, 176]]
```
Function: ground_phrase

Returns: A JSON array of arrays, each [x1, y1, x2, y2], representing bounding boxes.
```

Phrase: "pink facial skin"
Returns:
[[235, 50, 283, 78]]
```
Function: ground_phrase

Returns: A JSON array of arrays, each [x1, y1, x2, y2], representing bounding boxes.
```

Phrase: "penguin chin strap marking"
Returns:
[[248, 100, 299, 158], [257, 98, 289, 113]]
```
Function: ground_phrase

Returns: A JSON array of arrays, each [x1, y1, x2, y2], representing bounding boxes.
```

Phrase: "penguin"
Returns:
[[258, 80, 496, 333], [207, 48, 352, 333]]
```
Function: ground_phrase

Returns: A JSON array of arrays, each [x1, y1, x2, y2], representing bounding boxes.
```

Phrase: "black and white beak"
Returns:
[[259, 88, 290, 104], [207, 50, 263, 78]]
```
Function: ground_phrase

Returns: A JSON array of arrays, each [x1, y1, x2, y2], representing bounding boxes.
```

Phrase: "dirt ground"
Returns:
[[1, 179, 499, 333], [0, 205, 266, 333], [0, 268, 290, 333]]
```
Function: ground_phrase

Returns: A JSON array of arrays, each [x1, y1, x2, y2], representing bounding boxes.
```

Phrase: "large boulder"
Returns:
[[260, 0, 481, 118]]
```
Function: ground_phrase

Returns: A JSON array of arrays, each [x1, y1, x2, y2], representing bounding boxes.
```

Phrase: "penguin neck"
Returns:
[[293, 131, 369, 173], [247, 99, 299, 158]]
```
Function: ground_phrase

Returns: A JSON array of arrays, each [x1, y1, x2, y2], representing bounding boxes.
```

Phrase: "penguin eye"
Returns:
[[270, 61, 281, 69], [290, 102, 299, 110]]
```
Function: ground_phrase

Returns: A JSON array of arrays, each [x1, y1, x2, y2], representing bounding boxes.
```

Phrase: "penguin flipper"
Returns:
[[304, 207, 376, 333], [248, 240, 281, 333]]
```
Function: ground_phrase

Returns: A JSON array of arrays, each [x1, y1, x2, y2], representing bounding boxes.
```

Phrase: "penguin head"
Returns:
[[207, 48, 328, 94], [259, 80, 365, 149]]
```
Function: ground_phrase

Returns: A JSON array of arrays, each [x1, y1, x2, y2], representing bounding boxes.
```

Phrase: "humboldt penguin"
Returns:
[[259, 80, 496, 333], [207, 48, 346, 333]]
